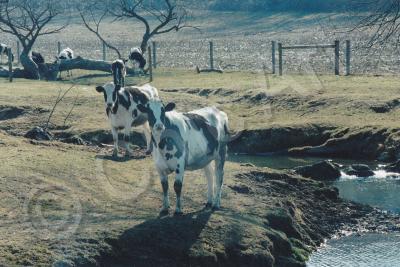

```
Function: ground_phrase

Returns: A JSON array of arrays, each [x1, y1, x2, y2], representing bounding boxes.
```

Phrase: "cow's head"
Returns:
[[137, 99, 175, 135], [95, 82, 121, 116]]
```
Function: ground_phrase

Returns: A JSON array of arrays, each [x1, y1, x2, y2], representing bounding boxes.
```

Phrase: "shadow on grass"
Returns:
[[98, 210, 213, 266], [95, 154, 146, 162]]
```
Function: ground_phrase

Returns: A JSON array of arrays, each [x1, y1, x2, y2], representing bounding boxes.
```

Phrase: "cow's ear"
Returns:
[[137, 104, 148, 113], [96, 86, 104, 93], [165, 103, 175, 112]]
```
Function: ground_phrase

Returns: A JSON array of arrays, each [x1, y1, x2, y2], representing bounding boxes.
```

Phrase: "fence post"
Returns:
[[278, 43, 283, 76], [8, 48, 13, 82], [152, 41, 157, 69], [57, 41, 61, 55], [148, 45, 153, 82], [334, 40, 340, 75], [103, 42, 106, 61], [272, 41, 276, 74], [16, 41, 20, 65], [209, 41, 214, 70], [346, 40, 351, 76]]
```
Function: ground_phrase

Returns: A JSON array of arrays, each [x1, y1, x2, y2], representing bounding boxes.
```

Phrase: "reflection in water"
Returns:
[[307, 233, 400, 267], [229, 154, 400, 267]]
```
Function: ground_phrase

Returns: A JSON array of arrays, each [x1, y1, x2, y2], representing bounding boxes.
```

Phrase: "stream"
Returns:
[[229, 154, 400, 267]]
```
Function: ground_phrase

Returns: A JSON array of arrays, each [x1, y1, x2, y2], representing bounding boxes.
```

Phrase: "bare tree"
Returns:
[[0, 0, 67, 79], [353, 0, 400, 46], [113, 0, 194, 53], [79, 3, 122, 59]]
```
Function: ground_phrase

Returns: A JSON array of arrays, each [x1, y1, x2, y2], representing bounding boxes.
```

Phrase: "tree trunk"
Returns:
[[140, 34, 151, 53], [20, 51, 40, 80]]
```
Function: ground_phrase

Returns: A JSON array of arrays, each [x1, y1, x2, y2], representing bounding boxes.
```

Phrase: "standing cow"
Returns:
[[137, 100, 230, 214], [129, 47, 146, 70], [0, 44, 14, 64], [111, 59, 128, 87], [56, 47, 74, 78], [96, 82, 158, 157]]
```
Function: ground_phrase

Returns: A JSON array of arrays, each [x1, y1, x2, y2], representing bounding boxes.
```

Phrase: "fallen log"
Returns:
[[0, 56, 146, 81]]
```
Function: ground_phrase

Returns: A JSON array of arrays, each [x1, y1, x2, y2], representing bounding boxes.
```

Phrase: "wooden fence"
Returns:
[[272, 40, 351, 76]]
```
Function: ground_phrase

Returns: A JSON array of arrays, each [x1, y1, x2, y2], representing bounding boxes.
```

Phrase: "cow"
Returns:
[[129, 47, 146, 70], [111, 59, 128, 87], [56, 47, 74, 78], [31, 52, 45, 65], [137, 100, 230, 214], [95, 82, 158, 157], [0, 44, 14, 63]]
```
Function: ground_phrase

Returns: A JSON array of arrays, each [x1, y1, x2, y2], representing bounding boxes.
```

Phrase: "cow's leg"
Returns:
[[111, 127, 119, 158], [159, 173, 170, 214], [142, 121, 152, 154], [213, 144, 227, 210], [203, 163, 214, 208], [174, 159, 185, 215], [123, 126, 133, 157]]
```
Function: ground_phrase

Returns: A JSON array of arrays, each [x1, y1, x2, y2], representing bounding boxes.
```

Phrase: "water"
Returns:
[[229, 154, 400, 267]]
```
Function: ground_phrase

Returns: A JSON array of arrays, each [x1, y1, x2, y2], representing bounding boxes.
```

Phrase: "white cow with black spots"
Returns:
[[137, 99, 230, 214], [95, 82, 158, 157], [56, 47, 74, 77], [0, 43, 14, 63]]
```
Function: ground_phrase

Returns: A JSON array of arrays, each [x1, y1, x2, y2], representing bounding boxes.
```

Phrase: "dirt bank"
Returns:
[[229, 125, 400, 162]]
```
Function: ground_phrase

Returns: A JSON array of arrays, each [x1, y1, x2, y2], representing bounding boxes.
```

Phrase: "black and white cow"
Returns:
[[137, 100, 230, 214], [95, 82, 159, 157], [31, 52, 45, 65], [56, 48, 74, 77], [129, 47, 146, 70], [0, 43, 14, 63], [111, 59, 128, 87]]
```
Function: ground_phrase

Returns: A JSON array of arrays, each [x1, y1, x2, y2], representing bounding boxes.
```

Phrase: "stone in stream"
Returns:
[[385, 160, 400, 173], [294, 160, 341, 181], [344, 164, 374, 177]]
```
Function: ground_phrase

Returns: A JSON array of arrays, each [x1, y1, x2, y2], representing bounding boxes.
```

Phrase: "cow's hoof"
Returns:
[[174, 210, 183, 216], [212, 205, 220, 211], [159, 209, 169, 216]]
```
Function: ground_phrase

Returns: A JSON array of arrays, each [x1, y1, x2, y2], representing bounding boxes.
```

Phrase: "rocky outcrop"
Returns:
[[294, 161, 341, 181]]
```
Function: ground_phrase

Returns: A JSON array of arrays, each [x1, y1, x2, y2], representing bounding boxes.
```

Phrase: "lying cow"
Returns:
[[31, 51, 45, 65], [96, 82, 158, 157], [137, 100, 230, 214]]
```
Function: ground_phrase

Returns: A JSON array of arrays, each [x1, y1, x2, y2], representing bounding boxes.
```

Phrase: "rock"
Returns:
[[63, 135, 85, 146], [344, 164, 374, 177], [314, 187, 339, 200], [294, 161, 341, 181], [265, 208, 302, 239], [24, 127, 52, 141], [385, 160, 400, 173]]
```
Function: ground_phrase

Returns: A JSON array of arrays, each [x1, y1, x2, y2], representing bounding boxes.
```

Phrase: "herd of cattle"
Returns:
[[94, 59, 231, 214]]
